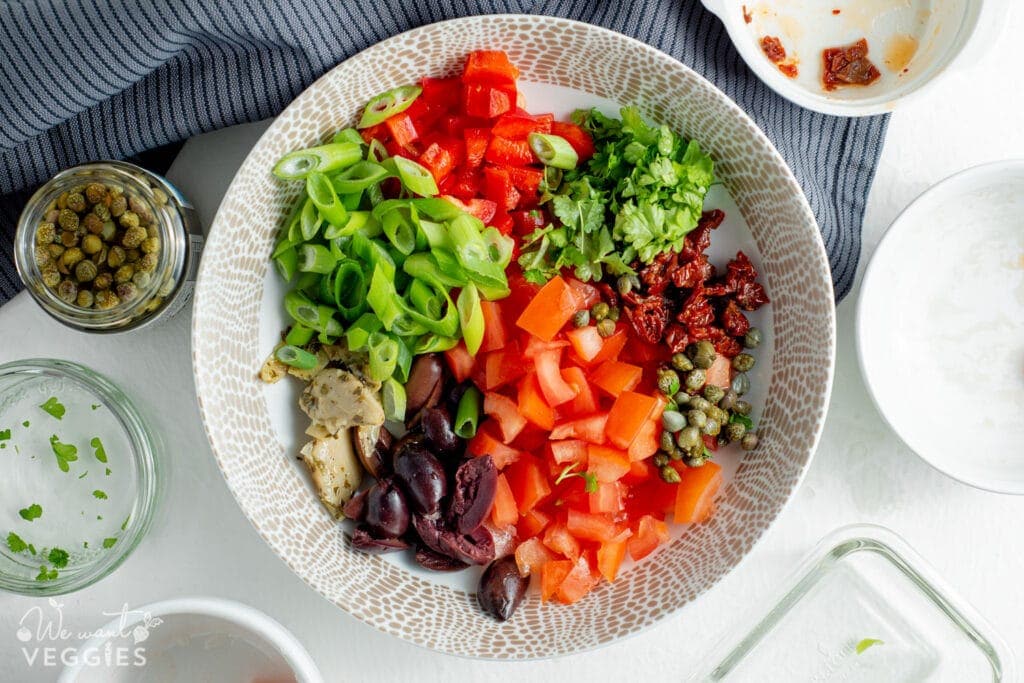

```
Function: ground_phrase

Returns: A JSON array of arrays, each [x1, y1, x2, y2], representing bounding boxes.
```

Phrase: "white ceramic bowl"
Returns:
[[58, 597, 322, 683], [701, 0, 1002, 116], [857, 160, 1024, 493]]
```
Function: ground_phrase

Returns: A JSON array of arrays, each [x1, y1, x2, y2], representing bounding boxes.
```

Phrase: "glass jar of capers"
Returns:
[[14, 161, 202, 332]]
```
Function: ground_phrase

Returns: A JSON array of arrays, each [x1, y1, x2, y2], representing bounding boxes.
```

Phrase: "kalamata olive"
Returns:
[[405, 354, 443, 416], [415, 546, 468, 572], [350, 526, 410, 554], [438, 524, 495, 566], [354, 424, 394, 478], [411, 514, 447, 556], [448, 455, 498, 534], [341, 488, 368, 521], [364, 478, 410, 538], [477, 556, 530, 621], [421, 406, 461, 455], [445, 381, 470, 412], [394, 446, 447, 517]]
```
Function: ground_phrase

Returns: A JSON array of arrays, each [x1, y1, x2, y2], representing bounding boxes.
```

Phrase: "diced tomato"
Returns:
[[514, 537, 554, 577], [511, 208, 547, 235], [560, 366, 598, 417], [550, 413, 608, 444], [462, 82, 515, 119], [622, 459, 655, 486], [589, 325, 628, 365], [463, 127, 490, 168], [564, 326, 603, 363], [417, 142, 456, 183], [515, 276, 581, 342], [484, 392, 527, 442], [706, 354, 732, 389], [674, 461, 722, 524], [626, 337, 671, 364], [625, 474, 677, 519], [443, 341, 475, 381], [627, 420, 660, 461], [491, 472, 519, 528], [703, 434, 719, 453], [589, 480, 624, 514], [587, 444, 631, 483], [606, 391, 660, 449], [505, 166, 544, 195], [485, 137, 535, 167], [549, 439, 588, 465], [550, 120, 595, 161], [522, 336, 569, 359], [360, 123, 388, 145], [556, 554, 601, 604], [566, 509, 617, 543], [478, 300, 507, 352], [542, 523, 581, 561], [627, 514, 670, 561], [591, 360, 643, 397], [484, 343, 527, 390], [565, 278, 600, 308], [463, 50, 520, 86], [482, 166, 520, 212], [490, 211, 514, 235], [491, 112, 552, 139], [517, 507, 551, 539], [505, 454, 552, 514], [533, 349, 578, 407], [420, 76, 461, 107], [517, 372, 555, 430], [540, 559, 573, 602], [468, 421, 523, 469], [384, 112, 418, 147], [597, 534, 629, 582]]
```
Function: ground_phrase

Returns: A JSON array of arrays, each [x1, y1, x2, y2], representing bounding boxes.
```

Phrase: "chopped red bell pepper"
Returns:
[[463, 82, 515, 119], [491, 112, 553, 140], [420, 76, 462, 107], [384, 112, 419, 147], [511, 208, 547, 235], [485, 136, 535, 167], [462, 50, 520, 86], [463, 127, 490, 168], [550, 120, 595, 162], [483, 166, 520, 212], [505, 166, 544, 195], [417, 142, 456, 183]]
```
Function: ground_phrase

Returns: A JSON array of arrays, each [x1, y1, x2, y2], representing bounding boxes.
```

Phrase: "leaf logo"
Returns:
[[132, 625, 149, 644], [15, 627, 32, 643]]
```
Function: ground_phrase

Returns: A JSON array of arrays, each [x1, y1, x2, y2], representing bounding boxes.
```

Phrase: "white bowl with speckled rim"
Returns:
[[192, 15, 835, 659]]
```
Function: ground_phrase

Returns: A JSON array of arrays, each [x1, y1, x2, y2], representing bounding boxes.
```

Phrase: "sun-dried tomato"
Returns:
[[689, 326, 743, 358], [680, 210, 724, 262], [671, 257, 713, 290], [724, 251, 758, 291], [734, 281, 770, 311], [638, 251, 677, 296], [721, 299, 751, 337], [676, 287, 716, 328], [597, 281, 619, 308], [624, 294, 669, 344], [663, 324, 690, 353]]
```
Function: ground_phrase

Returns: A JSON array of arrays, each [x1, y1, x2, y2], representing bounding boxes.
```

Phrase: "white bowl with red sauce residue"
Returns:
[[700, 0, 1005, 116]]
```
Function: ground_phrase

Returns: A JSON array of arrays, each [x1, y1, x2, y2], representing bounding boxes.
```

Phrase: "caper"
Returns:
[[85, 182, 107, 204], [688, 396, 711, 412], [109, 195, 127, 217], [137, 252, 158, 273], [47, 243, 65, 259], [591, 302, 609, 322], [41, 266, 61, 288], [702, 418, 721, 437], [57, 208, 79, 232], [572, 309, 590, 328], [660, 430, 676, 452], [66, 192, 86, 213], [152, 188, 168, 205], [107, 246, 126, 268], [690, 340, 716, 369], [76, 290, 94, 308], [616, 275, 633, 296], [743, 327, 762, 349], [660, 465, 681, 484], [79, 213, 100, 235], [36, 223, 56, 245], [740, 433, 759, 451], [731, 373, 750, 396], [652, 452, 669, 468], [100, 220, 117, 241], [662, 410, 687, 433], [686, 409, 707, 429], [734, 400, 752, 417], [725, 422, 746, 442], [60, 230, 79, 248], [683, 455, 708, 468], [732, 353, 756, 373], [56, 192, 69, 210], [719, 388, 738, 411], [56, 279, 78, 303], [146, 225, 159, 239], [119, 211, 140, 230], [126, 248, 140, 263], [81, 234, 103, 255], [74, 259, 98, 283], [671, 352, 693, 372], [94, 290, 120, 309], [122, 225, 147, 249], [674, 392, 691, 408], [596, 318, 616, 338], [685, 368, 706, 391], [657, 368, 680, 396], [93, 273, 113, 290], [60, 247, 84, 269], [34, 246, 52, 267], [607, 306, 620, 322], [116, 282, 138, 301], [707, 406, 729, 425], [92, 202, 111, 221], [676, 426, 701, 449], [43, 208, 60, 224], [703, 384, 725, 404], [132, 270, 152, 289], [128, 197, 153, 223], [114, 265, 134, 284]]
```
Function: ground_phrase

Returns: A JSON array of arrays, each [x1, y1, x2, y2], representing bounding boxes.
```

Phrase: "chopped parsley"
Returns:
[[0, 429, 10, 441], [22, 420, 30, 428], [40, 397, 66, 420], [121, 515, 131, 531], [78, 471, 88, 479], [18, 504, 42, 522], [729, 413, 754, 430], [92, 490, 107, 500], [101, 537, 117, 549], [90, 437, 107, 463], [47, 547, 69, 569], [554, 463, 599, 493], [90, 404, 100, 411], [6, 532, 29, 553], [35, 566, 58, 582], [856, 638, 884, 654], [48, 435, 78, 473], [105, 468, 111, 476]]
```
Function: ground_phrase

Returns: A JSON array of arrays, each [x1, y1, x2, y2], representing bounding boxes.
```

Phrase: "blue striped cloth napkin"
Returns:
[[0, 0, 887, 305]]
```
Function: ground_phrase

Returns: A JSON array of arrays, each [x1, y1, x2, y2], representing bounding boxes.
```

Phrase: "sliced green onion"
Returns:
[[381, 209, 416, 255], [394, 336, 413, 383], [331, 161, 390, 194], [409, 198, 463, 221], [481, 227, 515, 269], [297, 244, 337, 274], [367, 265, 403, 330], [367, 138, 388, 163], [528, 133, 579, 170], [399, 279, 458, 338], [542, 165, 563, 192], [332, 128, 365, 146], [413, 334, 459, 354], [332, 260, 367, 321], [283, 290, 343, 336], [367, 332, 399, 382], [340, 191, 363, 211], [274, 247, 298, 282], [457, 283, 485, 356], [349, 234, 395, 279], [345, 313, 381, 351], [366, 182, 384, 206], [293, 271, 321, 297], [285, 324, 316, 347], [454, 386, 482, 438], [391, 314, 429, 337], [300, 198, 322, 241], [393, 156, 438, 197], [323, 210, 376, 239], [273, 143, 362, 180], [382, 377, 407, 423], [448, 214, 505, 287], [306, 172, 348, 227], [357, 85, 422, 129], [408, 277, 443, 319], [275, 344, 319, 370], [402, 252, 468, 288], [417, 219, 451, 250]]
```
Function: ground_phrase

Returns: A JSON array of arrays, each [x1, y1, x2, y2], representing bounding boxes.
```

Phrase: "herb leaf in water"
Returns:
[[40, 397, 66, 420], [18, 504, 42, 522], [90, 437, 107, 463], [48, 435, 78, 473], [855, 638, 884, 654], [6, 532, 29, 554]]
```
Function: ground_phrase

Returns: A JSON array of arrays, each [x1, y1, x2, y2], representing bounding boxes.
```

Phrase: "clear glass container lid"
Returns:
[[705, 524, 1012, 682]]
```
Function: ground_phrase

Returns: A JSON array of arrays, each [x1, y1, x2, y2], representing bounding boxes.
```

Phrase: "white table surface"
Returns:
[[2, 7, 1023, 680]]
